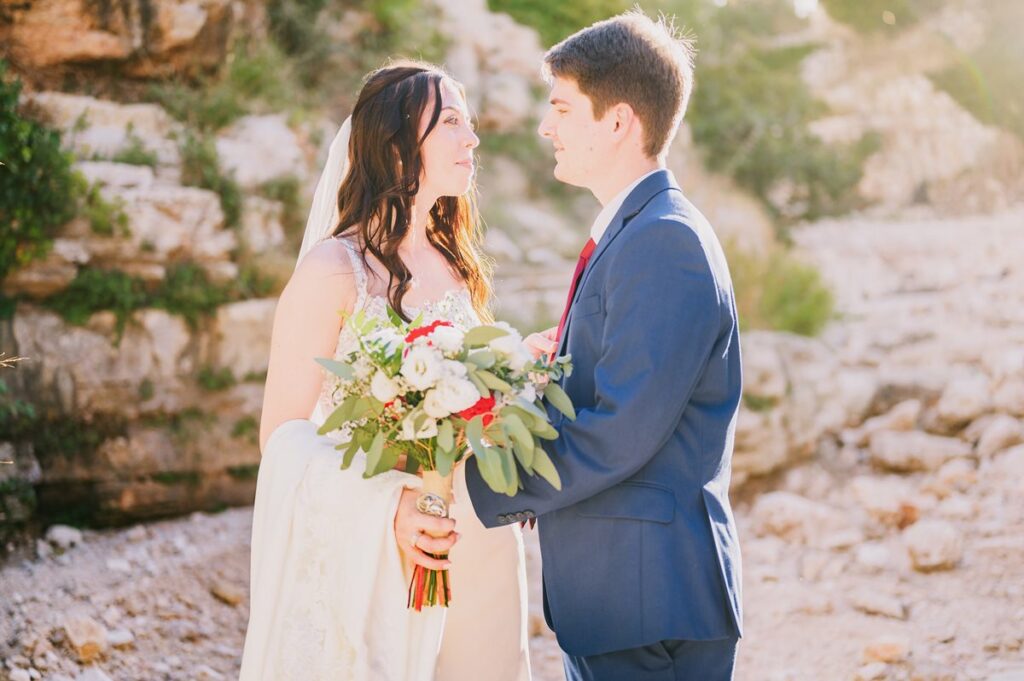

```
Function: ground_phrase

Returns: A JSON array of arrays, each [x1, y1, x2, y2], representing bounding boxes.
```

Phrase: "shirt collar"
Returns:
[[589, 169, 663, 244]]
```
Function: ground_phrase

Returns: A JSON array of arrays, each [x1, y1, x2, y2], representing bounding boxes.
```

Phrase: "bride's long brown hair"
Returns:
[[332, 59, 493, 322]]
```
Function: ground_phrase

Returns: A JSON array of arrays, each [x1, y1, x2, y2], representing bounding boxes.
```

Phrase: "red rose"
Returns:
[[405, 320, 453, 344], [458, 393, 496, 427]]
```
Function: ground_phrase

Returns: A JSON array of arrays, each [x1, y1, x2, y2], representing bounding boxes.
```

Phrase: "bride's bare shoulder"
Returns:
[[282, 238, 360, 306]]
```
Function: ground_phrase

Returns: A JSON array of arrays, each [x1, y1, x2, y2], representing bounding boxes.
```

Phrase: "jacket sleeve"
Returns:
[[465, 217, 723, 526]]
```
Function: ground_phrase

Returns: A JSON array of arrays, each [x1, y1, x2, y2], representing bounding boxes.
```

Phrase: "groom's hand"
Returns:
[[524, 326, 558, 360], [395, 487, 459, 570]]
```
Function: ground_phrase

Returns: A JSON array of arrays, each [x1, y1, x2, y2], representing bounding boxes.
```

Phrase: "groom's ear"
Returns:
[[608, 102, 638, 138]]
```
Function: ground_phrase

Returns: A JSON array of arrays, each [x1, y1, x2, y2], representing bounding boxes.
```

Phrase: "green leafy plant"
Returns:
[[257, 175, 305, 239], [929, 3, 1024, 142], [110, 132, 159, 168], [151, 262, 231, 328], [0, 61, 77, 281], [820, 0, 944, 34], [43, 268, 147, 340], [727, 242, 835, 337], [179, 131, 242, 228], [75, 175, 130, 236], [488, 0, 628, 45], [197, 366, 237, 392]]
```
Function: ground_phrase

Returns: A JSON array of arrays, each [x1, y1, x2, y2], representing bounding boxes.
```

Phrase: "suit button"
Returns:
[[497, 514, 508, 523], [525, 510, 536, 519], [514, 512, 525, 521]]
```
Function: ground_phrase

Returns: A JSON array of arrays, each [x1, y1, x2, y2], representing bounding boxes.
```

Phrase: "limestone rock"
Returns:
[[210, 581, 244, 607], [863, 635, 911, 663], [64, 615, 108, 663], [209, 299, 277, 378], [851, 589, 908, 620], [215, 115, 307, 189], [240, 197, 287, 254], [935, 374, 991, 426], [850, 475, 919, 528], [45, 525, 83, 550], [845, 399, 922, 447], [749, 491, 850, 546], [76, 161, 156, 190], [869, 430, 971, 472], [117, 186, 236, 260], [903, 520, 963, 572], [974, 414, 1023, 458], [25, 93, 182, 166], [993, 378, 1024, 417]]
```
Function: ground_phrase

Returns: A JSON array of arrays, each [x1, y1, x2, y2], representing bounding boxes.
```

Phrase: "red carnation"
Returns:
[[458, 393, 496, 427], [405, 320, 453, 344]]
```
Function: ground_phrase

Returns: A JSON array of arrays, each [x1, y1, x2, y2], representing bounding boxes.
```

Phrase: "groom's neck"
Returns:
[[589, 155, 664, 206]]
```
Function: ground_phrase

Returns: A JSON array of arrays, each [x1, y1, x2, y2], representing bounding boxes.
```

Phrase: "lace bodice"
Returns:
[[314, 239, 481, 428]]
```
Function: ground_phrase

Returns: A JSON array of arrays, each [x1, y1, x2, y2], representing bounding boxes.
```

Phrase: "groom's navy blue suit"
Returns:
[[466, 170, 743, 680]]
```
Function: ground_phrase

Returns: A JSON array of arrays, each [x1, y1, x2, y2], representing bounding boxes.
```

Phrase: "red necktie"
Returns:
[[555, 238, 597, 347]]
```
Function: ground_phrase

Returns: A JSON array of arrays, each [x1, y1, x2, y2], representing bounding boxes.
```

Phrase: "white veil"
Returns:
[[296, 116, 353, 268]]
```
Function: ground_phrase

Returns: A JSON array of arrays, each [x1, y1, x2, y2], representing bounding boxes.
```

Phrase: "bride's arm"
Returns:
[[259, 240, 356, 452]]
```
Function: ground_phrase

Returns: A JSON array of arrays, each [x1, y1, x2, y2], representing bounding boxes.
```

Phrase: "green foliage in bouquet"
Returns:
[[317, 310, 574, 496], [0, 61, 77, 282]]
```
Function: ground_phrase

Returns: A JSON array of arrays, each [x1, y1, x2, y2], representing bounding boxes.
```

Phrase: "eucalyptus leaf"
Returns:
[[363, 431, 385, 478], [543, 381, 576, 420], [463, 325, 509, 347], [340, 437, 361, 469], [477, 369, 512, 393], [531, 446, 562, 490], [315, 358, 354, 381], [437, 419, 454, 452], [467, 371, 489, 398], [466, 350, 496, 369], [435, 443, 455, 477]]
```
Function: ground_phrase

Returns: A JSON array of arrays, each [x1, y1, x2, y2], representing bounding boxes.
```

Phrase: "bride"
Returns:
[[239, 60, 531, 681]]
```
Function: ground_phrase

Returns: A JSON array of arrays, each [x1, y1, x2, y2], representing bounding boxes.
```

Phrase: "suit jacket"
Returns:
[[465, 169, 744, 656]]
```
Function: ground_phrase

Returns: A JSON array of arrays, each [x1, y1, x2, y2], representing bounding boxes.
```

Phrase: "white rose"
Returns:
[[441, 359, 468, 378], [488, 322, 525, 358], [400, 414, 439, 440], [400, 346, 443, 391], [431, 325, 465, 353], [423, 389, 451, 419], [434, 376, 481, 415], [370, 370, 401, 404]]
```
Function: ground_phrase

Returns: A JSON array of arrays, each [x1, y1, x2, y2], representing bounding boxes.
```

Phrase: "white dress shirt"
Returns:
[[589, 169, 663, 245]]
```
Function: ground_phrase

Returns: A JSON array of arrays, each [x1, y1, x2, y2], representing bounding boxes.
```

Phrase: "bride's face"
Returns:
[[417, 79, 479, 198]]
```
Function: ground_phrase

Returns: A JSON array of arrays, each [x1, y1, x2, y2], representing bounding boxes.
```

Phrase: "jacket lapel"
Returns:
[[557, 169, 679, 357]]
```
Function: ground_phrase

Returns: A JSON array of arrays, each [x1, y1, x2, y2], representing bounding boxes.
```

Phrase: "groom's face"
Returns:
[[538, 76, 613, 190]]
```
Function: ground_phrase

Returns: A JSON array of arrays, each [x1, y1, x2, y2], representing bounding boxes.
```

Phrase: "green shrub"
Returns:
[[820, 0, 944, 34], [929, 3, 1024, 142], [76, 175, 130, 236], [728, 243, 835, 337], [44, 268, 147, 340], [257, 175, 305, 239], [197, 366, 236, 392], [687, 23, 877, 225], [179, 131, 242, 228], [110, 133, 159, 168], [487, 0, 629, 45], [152, 262, 231, 328], [0, 61, 77, 281], [235, 263, 279, 299], [230, 416, 259, 444]]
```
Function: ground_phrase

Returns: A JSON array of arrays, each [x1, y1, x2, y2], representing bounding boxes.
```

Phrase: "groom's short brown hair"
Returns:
[[543, 9, 695, 159]]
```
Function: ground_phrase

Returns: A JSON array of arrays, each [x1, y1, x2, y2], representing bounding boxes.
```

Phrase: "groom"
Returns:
[[464, 10, 743, 681]]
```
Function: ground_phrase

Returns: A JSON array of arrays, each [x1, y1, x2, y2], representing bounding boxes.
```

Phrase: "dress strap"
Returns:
[[336, 237, 369, 313]]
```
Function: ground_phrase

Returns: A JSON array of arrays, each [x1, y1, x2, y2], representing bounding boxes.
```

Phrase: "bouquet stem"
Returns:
[[408, 470, 454, 611]]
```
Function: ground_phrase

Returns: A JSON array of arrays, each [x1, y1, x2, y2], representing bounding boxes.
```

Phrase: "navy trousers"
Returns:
[[563, 638, 738, 681]]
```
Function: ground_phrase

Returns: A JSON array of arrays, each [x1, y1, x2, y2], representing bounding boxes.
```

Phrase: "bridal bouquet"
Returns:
[[316, 308, 574, 610]]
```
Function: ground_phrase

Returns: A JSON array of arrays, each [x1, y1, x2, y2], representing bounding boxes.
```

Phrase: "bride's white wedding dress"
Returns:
[[239, 239, 531, 681]]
